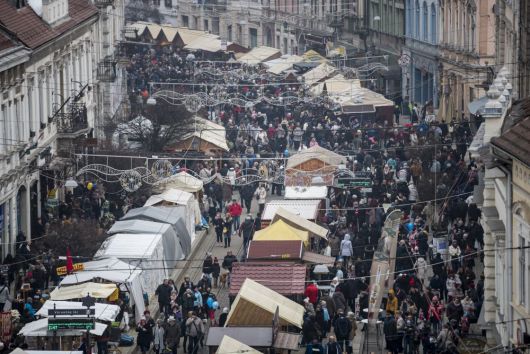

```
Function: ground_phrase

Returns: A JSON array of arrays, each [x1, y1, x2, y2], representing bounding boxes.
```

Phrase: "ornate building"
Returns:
[[437, 0, 496, 120]]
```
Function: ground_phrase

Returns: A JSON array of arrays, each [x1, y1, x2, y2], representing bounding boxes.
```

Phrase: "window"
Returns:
[[164, 0, 172, 8], [153, 0, 160, 6], [406, 0, 411, 36], [517, 216, 529, 308], [422, 1, 428, 41], [415, 0, 420, 38], [227, 25, 232, 42], [182, 15, 189, 28], [204, 19, 209, 31], [431, 3, 436, 43]]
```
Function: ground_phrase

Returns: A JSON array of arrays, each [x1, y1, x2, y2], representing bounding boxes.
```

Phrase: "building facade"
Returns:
[[0, 0, 125, 257], [438, 0, 496, 120], [402, 0, 439, 107]]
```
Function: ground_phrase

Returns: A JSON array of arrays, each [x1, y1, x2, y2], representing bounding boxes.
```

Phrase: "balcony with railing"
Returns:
[[97, 58, 117, 82], [57, 102, 89, 136]]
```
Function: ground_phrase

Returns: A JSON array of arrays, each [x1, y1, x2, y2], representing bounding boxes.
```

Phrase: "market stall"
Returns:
[[121, 206, 193, 255], [237, 46, 281, 65], [271, 207, 328, 240], [167, 117, 229, 156], [284, 186, 328, 200], [252, 220, 309, 246], [108, 219, 184, 265], [94, 233, 167, 295], [215, 335, 262, 354], [225, 278, 304, 328], [246, 240, 304, 262], [152, 171, 204, 193], [285, 145, 346, 187], [59, 258, 145, 320]]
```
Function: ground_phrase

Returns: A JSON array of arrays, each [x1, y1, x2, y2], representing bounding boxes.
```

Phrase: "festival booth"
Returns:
[[152, 171, 204, 193], [206, 279, 301, 351], [59, 258, 146, 321], [285, 145, 347, 187], [108, 219, 184, 264], [167, 117, 229, 156], [252, 220, 309, 247], [225, 278, 304, 328], [19, 301, 120, 350], [94, 233, 167, 296], [271, 207, 328, 240], [121, 206, 193, 255], [237, 46, 281, 65], [264, 55, 304, 75], [302, 62, 336, 86], [261, 199, 321, 227], [229, 263, 306, 301]]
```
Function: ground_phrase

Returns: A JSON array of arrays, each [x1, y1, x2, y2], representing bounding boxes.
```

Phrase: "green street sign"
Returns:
[[48, 318, 95, 331]]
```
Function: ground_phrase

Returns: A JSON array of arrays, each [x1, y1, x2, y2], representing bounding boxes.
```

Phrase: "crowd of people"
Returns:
[[0, 42, 489, 354]]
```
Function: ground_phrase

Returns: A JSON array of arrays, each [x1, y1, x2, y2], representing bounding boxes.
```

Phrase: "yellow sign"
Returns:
[[56, 263, 84, 276]]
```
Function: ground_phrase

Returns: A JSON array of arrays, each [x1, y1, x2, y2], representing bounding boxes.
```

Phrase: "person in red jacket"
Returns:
[[227, 198, 242, 233], [305, 281, 319, 306]]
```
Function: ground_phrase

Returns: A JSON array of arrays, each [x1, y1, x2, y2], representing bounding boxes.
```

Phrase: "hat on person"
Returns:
[[168, 316, 176, 322], [304, 297, 310, 303], [223, 307, 229, 314]]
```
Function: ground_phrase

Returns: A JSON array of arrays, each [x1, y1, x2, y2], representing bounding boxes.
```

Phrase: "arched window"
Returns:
[[415, 0, 420, 38], [422, 1, 428, 41], [431, 3, 436, 43]]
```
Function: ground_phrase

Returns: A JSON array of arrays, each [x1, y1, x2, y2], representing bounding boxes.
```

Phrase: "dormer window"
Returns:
[[16, 0, 26, 9]]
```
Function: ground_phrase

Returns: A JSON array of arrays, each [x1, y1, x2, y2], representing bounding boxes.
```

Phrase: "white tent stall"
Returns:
[[37, 301, 120, 322], [121, 206, 193, 255], [19, 318, 109, 337], [94, 233, 166, 296], [108, 219, 184, 265], [153, 171, 204, 193], [60, 258, 146, 320]]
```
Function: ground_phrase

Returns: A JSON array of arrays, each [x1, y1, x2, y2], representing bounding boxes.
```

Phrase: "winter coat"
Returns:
[[414, 257, 428, 283], [185, 317, 205, 338], [340, 235, 353, 257], [165, 323, 180, 346], [332, 291, 347, 314], [153, 326, 165, 349]]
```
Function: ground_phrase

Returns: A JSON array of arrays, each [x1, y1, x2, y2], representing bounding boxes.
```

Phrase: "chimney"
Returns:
[[41, 0, 69, 26]]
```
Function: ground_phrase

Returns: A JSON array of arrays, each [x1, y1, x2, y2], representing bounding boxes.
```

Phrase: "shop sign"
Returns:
[[56, 263, 84, 276]]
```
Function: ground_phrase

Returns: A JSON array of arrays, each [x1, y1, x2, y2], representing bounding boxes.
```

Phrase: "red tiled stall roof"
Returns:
[[229, 263, 307, 296], [246, 240, 303, 261], [0, 0, 98, 49]]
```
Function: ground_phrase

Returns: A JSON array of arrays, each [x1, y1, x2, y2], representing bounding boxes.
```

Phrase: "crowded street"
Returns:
[[0, 3, 529, 354]]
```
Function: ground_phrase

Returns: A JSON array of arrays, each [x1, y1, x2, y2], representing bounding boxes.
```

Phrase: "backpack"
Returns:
[[334, 316, 351, 338]]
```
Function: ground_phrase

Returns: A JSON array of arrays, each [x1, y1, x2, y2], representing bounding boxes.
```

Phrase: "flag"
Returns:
[[66, 247, 74, 274]]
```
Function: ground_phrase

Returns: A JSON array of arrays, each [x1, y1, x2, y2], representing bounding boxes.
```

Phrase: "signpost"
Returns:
[[48, 318, 95, 331]]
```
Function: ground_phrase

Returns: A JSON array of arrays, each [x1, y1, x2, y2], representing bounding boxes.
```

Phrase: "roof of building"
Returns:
[[0, 29, 31, 72], [271, 207, 328, 240], [262, 199, 321, 221], [229, 263, 306, 296], [253, 219, 309, 246], [246, 240, 304, 261], [491, 99, 530, 167], [0, 0, 98, 49], [287, 145, 346, 169]]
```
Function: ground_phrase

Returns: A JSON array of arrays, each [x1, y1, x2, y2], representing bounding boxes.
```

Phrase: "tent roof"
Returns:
[[302, 62, 336, 86], [176, 27, 216, 45], [287, 145, 346, 169], [184, 36, 226, 52], [94, 233, 163, 259], [265, 55, 304, 74], [284, 186, 328, 200], [144, 188, 194, 207], [50, 282, 117, 301], [37, 300, 120, 321], [271, 207, 328, 240], [153, 171, 204, 193], [262, 199, 321, 221], [181, 117, 229, 151], [230, 263, 306, 296], [108, 219, 172, 235], [60, 257, 142, 285], [301, 49, 328, 63], [160, 25, 178, 42], [310, 74, 362, 96], [237, 46, 281, 65], [253, 219, 309, 246], [121, 206, 181, 225], [226, 278, 304, 328], [216, 336, 262, 354]]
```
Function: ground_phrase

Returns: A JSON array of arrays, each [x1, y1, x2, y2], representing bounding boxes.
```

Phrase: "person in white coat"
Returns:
[[414, 257, 428, 287], [153, 319, 165, 354], [254, 184, 267, 213], [408, 182, 418, 203], [340, 234, 354, 265]]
